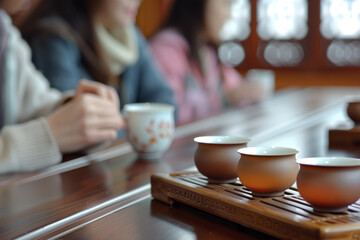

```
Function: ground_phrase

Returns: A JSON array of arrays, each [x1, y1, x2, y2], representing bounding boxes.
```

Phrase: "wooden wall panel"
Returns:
[[136, 0, 174, 38], [274, 70, 360, 90], [136, 1, 360, 89]]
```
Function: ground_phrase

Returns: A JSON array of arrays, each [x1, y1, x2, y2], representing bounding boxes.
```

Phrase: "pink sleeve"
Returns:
[[150, 40, 188, 95], [150, 33, 192, 124]]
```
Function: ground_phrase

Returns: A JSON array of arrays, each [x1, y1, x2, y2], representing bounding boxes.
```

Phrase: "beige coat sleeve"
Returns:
[[0, 12, 66, 173]]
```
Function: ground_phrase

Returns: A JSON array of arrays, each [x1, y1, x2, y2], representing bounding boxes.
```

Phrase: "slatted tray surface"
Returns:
[[151, 172, 360, 240]]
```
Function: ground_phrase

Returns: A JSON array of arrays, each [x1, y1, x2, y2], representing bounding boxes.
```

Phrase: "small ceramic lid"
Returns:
[[297, 157, 360, 167], [237, 146, 298, 156], [194, 136, 250, 144]]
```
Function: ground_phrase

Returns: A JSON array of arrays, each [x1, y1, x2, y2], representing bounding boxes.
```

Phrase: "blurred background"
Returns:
[[12, 0, 360, 90], [137, 0, 360, 90]]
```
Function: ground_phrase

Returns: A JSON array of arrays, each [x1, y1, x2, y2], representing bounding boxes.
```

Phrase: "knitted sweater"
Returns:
[[0, 10, 65, 173]]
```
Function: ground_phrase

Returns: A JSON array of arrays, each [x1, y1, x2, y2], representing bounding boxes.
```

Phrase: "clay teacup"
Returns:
[[346, 101, 360, 125], [237, 146, 299, 197], [297, 157, 360, 213], [194, 136, 251, 183]]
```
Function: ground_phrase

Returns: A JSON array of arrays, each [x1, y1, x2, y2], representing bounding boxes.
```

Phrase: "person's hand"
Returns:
[[47, 80, 125, 153], [75, 80, 120, 109]]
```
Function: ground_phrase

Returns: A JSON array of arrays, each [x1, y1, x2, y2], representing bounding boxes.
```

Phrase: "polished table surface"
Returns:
[[1, 87, 360, 240]]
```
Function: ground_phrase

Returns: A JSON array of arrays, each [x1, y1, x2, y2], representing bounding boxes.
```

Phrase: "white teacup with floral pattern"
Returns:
[[124, 103, 175, 160]]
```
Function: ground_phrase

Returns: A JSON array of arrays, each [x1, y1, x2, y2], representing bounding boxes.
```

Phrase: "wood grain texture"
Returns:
[[151, 172, 360, 240], [1, 87, 360, 239]]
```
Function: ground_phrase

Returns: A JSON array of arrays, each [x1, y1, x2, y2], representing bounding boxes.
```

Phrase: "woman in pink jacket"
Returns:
[[150, 0, 268, 125]]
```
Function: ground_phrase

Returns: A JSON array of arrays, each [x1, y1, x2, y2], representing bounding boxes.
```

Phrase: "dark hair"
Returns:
[[20, 0, 113, 85], [164, 0, 208, 65]]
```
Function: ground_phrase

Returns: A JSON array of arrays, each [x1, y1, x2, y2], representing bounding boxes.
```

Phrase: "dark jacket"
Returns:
[[26, 22, 176, 110]]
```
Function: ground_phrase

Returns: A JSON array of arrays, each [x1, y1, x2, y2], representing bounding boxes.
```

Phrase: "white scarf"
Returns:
[[95, 23, 139, 75]]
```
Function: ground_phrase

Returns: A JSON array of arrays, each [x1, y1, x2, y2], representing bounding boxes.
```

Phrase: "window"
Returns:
[[321, 0, 360, 66], [219, 0, 360, 70], [257, 0, 308, 40], [219, 0, 251, 66], [257, 0, 308, 66]]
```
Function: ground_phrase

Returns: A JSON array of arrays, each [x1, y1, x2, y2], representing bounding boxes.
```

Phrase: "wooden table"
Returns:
[[1, 87, 360, 240]]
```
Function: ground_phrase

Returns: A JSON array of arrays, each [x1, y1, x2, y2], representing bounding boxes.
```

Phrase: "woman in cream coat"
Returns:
[[0, 1, 124, 173]]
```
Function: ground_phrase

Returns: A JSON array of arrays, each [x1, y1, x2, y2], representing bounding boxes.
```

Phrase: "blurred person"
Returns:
[[20, 0, 175, 111], [0, 1, 124, 173], [150, 0, 270, 125]]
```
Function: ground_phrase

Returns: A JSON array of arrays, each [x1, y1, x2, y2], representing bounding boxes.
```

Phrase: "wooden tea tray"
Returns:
[[151, 172, 360, 240]]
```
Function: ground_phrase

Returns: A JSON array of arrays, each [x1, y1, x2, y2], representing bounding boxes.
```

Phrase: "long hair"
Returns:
[[164, 0, 208, 66], [20, 0, 113, 85]]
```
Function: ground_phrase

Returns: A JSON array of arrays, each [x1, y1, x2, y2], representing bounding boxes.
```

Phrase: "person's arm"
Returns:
[[0, 14, 124, 173], [0, 119, 61, 173], [46, 80, 124, 154], [0, 14, 64, 173], [222, 66, 267, 105], [0, 81, 124, 174], [149, 31, 193, 124], [30, 34, 92, 92]]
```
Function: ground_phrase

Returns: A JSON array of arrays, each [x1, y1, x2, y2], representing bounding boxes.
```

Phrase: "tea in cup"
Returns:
[[124, 103, 175, 160]]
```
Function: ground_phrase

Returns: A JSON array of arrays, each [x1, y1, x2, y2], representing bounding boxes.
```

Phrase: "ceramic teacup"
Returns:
[[297, 157, 360, 213], [237, 146, 299, 197], [124, 103, 175, 160], [246, 69, 275, 98], [194, 136, 250, 183]]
